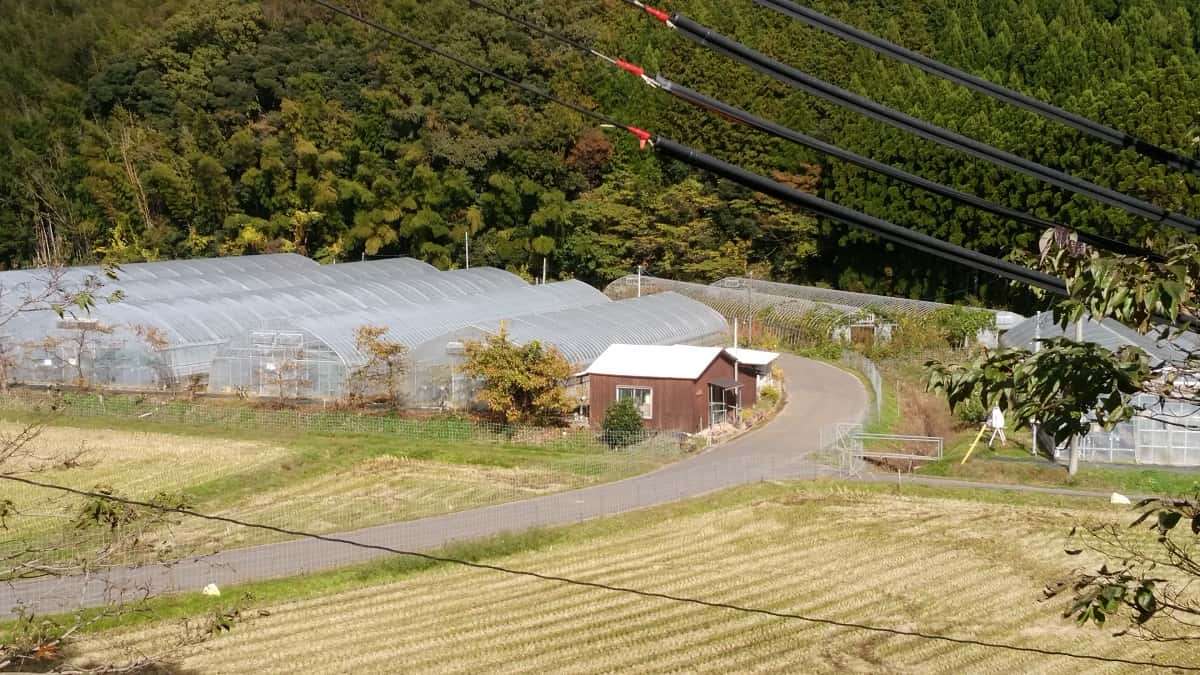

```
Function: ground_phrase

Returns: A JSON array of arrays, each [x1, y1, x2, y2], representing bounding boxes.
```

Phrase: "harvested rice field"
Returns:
[[1, 421, 611, 558], [80, 484, 1186, 673], [175, 456, 579, 550]]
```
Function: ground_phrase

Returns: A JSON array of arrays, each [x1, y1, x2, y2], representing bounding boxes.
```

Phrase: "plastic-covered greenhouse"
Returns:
[[604, 275, 880, 341], [1, 256, 450, 390], [1, 255, 730, 405], [713, 277, 1025, 330], [211, 287, 729, 406], [607, 275, 1024, 346], [1002, 313, 1200, 467]]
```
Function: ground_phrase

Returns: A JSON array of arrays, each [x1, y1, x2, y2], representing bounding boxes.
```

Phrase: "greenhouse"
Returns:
[[1001, 312, 1188, 364], [604, 275, 883, 342], [0, 253, 326, 305], [0, 256, 510, 391], [714, 277, 1025, 331], [0, 252, 734, 402], [1003, 313, 1200, 467], [210, 286, 729, 405]]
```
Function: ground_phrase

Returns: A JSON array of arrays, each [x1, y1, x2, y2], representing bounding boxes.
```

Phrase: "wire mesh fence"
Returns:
[[2, 429, 845, 619], [0, 388, 707, 580], [0, 390, 688, 455], [839, 352, 883, 424]]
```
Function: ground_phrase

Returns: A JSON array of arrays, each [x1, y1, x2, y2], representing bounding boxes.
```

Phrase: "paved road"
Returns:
[[3, 355, 869, 617]]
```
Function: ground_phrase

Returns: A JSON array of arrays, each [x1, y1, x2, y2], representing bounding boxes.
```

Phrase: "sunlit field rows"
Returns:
[[1, 422, 290, 544], [2, 422, 594, 561], [83, 486, 1184, 673], [175, 456, 579, 550]]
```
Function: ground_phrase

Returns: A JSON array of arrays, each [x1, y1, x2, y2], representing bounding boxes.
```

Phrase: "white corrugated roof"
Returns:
[[725, 347, 780, 366], [581, 344, 725, 380]]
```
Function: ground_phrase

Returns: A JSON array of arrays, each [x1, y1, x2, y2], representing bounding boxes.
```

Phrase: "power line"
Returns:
[[750, 0, 1200, 177], [654, 77, 1161, 261], [465, 0, 1156, 260], [651, 136, 1066, 295], [626, 5, 1200, 235], [306, 0, 1065, 294], [5, 473, 1197, 672]]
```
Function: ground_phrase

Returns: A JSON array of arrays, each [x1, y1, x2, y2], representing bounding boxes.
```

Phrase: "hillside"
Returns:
[[2, 0, 1198, 307]]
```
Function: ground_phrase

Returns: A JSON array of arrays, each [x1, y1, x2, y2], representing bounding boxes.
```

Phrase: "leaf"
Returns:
[[1157, 511, 1183, 533], [1135, 588, 1157, 613], [1064, 548, 1083, 555]]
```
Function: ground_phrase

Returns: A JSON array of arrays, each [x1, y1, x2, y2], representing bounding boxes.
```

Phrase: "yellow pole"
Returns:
[[961, 424, 989, 465]]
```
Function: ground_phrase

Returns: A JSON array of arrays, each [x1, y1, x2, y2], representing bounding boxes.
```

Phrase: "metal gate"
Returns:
[[828, 423, 944, 476]]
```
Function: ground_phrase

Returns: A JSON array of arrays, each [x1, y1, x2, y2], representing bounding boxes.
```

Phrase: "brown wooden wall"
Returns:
[[587, 353, 759, 434]]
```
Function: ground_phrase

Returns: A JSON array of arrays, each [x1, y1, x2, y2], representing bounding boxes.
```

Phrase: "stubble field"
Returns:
[[0, 420, 616, 560], [79, 484, 1185, 674]]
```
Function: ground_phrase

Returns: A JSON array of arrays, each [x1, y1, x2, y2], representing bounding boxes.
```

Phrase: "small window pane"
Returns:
[[617, 386, 653, 419]]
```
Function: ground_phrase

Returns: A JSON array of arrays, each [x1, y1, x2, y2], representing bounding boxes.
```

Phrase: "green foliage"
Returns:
[[952, 392, 988, 425], [461, 325, 574, 426], [930, 307, 997, 348], [1046, 497, 1200, 637], [2, 0, 1196, 302], [601, 398, 645, 448], [758, 384, 781, 409], [927, 340, 1149, 445], [795, 342, 843, 361]]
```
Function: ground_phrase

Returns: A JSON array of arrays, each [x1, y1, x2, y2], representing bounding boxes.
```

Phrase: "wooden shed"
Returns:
[[581, 344, 771, 434]]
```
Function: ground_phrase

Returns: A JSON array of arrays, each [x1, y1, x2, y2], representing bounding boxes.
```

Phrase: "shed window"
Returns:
[[617, 386, 653, 419]]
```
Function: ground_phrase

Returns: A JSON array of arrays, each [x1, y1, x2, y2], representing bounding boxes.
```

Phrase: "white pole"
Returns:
[[1068, 315, 1083, 475], [636, 265, 642, 297], [733, 317, 739, 349], [542, 257, 548, 285], [746, 277, 753, 344], [465, 232, 470, 269], [1031, 311, 1040, 456], [734, 358, 741, 417]]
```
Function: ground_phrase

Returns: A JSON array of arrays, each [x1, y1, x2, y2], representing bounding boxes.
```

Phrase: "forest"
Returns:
[[2, 0, 1198, 308]]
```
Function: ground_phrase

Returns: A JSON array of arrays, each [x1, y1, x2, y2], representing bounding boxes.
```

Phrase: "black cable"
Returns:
[[465, 0, 1158, 260], [5, 474, 1197, 672], [652, 137, 1067, 295], [751, 0, 1200, 177], [665, 13, 1200, 235], [308, 0, 1065, 295], [655, 76, 1162, 260]]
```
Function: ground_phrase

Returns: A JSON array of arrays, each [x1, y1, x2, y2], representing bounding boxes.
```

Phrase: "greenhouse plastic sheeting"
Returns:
[[1, 257, 502, 390], [404, 292, 731, 408], [605, 275, 864, 324], [207, 280, 611, 400]]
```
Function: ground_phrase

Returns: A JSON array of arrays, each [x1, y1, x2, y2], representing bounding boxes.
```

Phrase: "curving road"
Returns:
[[2, 355, 868, 617]]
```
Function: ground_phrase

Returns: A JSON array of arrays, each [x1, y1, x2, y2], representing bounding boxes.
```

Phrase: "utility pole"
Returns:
[[733, 317, 739, 349], [1068, 315, 1083, 476], [464, 232, 470, 269], [1031, 311, 1040, 457], [542, 257, 548, 285], [636, 264, 643, 297]]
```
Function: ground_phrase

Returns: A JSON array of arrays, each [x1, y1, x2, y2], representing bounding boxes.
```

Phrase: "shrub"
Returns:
[[602, 398, 645, 448], [796, 341, 843, 361], [758, 384, 781, 408], [462, 326, 573, 426], [954, 394, 987, 425]]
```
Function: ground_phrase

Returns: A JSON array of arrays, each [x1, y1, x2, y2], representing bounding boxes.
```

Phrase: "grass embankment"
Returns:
[[853, 352, 1200, 497], [921, 435, 1200, 496], [69, 481, 1183, 673]]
